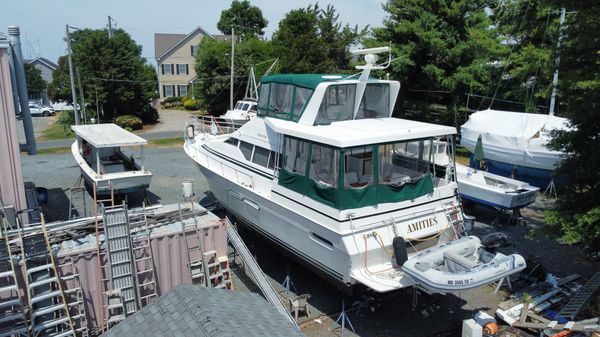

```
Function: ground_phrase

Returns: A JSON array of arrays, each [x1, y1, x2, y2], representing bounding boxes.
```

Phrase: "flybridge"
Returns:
[[256, 47, 401, 126]]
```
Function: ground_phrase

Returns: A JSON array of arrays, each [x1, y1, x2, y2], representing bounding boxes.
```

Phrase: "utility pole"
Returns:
[[230, 27, 235, 110], [66, 25, 80, 125], [76, 66, 86, 124], [108, 16, 113, 38], [549, 8, 566, 116]]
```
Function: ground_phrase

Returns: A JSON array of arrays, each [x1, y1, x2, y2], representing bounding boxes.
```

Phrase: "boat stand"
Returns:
[[494, 275, 513, 293], [281, 265, 297, 297], [332, 295, 355, 336], [68, 175, 87, 220], [544, 178, 557, 199]]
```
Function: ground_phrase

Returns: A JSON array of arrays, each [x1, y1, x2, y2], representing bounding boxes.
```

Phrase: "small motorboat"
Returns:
[[456, 164, 539, 210], [402, 236, 526, 293], [219, 99, 257, 123], [71, 123, 152, 195]]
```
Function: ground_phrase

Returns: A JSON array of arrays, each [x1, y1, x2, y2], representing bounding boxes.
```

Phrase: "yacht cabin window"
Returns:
[[310, 144, 338, 188], [252, 146, 270, 167], [239, 141, 254, 161], [379, 139, 432, 185], [344, 147, 373, 188], [225, 137, 239, 146], [355, 84, 390, 119], [257, 81, 314, 121], [282, 137, 309, 175], [315, 85, 356, 125]]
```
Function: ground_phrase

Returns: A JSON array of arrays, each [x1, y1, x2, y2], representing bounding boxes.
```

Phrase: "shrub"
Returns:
[[162, 96, 182, 104], [140, 105, 159, 124], [164, 102, 173, 108], [115, 115, 143, 130], [183, 99, 201, 110]]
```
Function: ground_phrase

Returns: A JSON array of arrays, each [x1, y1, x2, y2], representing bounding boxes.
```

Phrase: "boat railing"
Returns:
[[189, 115, 247, 136]]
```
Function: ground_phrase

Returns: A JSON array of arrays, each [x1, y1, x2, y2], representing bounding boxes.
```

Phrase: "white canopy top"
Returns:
[[266, 117, 456, 148], [71, 123, 147, 148]]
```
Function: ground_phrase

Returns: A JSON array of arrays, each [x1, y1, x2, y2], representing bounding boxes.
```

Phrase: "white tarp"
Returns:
[[460, 109, 570, 170]]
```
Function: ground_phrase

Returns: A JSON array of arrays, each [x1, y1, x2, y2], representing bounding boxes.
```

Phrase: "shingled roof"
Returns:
[[103, 284, 304, 337]]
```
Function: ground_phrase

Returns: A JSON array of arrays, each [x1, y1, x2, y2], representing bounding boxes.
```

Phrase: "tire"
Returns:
[[42, 111, 49, 117]]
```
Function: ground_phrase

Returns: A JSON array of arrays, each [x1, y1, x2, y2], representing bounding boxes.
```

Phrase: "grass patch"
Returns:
[[39, 112, 75, 141], [147, 137, 184, 147], [35, 147, 71, 155]]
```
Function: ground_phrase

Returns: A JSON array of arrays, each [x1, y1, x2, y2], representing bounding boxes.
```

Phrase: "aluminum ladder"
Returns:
[[18, 215, 75, 337], [444, 202, 465, 238], [225, 217, 297, 327], [101, 204, 139, 317], [57, 257, 88, 336], [129, 207, 158, 307], [557, 272, 600, 320], [179, 203, 207, 286], [0, 218, 29, 337]]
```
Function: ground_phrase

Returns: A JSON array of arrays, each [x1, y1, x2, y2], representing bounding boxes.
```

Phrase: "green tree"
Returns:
[[70, 28, 158, 122], [194, 37, 273, 115], [493, 0, 562, 112], [543, 1, 600, 250], [48, 56, 72, 103], [217, 0, 268, 39], [272, 4, 364, 73], [24, 63, 47, 98], [373, 0, 505, 125]]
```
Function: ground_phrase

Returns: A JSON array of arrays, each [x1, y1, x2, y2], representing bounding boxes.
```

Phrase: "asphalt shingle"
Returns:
[[104, 284, 304, 337]]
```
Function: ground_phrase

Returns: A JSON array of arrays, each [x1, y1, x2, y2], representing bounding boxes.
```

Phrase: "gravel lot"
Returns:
[[21, 147, 600, 336]]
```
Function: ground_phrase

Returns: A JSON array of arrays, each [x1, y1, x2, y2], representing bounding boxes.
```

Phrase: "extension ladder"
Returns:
[[18, 214, 75, 337], [57, 256, 89, 336], [179, 203, 207, 286], [101, 204, 139, 317], [0, 218, 28, 337], [129, 206, 158, 307], [557, 272, 600, 320]]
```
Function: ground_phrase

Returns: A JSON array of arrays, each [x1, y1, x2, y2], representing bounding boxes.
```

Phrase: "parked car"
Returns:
[[28, 102, 55, 116], [52, 101, 79, 111]]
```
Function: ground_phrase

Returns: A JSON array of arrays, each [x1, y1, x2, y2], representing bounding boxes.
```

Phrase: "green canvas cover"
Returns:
[[261, 74, 345, 90]]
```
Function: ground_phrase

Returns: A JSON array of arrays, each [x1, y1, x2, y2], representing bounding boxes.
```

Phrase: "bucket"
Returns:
[[182, 179, 193, 199], [463, 214, 475, 232]]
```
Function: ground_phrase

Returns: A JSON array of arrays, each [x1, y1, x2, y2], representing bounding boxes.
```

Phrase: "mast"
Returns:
[[230, 27, 235, 110], [549, 8, 566, 116]]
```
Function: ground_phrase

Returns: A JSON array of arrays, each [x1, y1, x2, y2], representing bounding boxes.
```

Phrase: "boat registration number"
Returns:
[[448, 278, 474, 286]]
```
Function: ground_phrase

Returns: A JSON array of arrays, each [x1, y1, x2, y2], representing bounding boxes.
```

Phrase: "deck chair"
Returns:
[[288, 294, 311, 322]]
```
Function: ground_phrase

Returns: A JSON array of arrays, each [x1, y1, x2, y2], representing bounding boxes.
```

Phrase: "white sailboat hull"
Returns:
[[71, 142, 152, 195]]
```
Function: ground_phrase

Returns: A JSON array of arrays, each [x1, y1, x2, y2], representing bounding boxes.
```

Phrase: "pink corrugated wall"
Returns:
[[54, 217, 228, 331]]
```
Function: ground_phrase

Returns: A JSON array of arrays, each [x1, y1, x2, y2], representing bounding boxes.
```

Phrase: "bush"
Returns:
[[115, 115, 143, 130], [183, 98, 201, 110], [140, 105, 159, 124], [162, 96, 182, 104]]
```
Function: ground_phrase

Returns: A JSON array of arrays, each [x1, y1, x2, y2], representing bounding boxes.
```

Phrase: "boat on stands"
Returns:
[[460, 109, 570, 188], [220, 99, 257, 123], [71, 123, 152, 195], [426, 141, 539, 210], [402, 235, 526, 294], [183, 47, 524, 293]]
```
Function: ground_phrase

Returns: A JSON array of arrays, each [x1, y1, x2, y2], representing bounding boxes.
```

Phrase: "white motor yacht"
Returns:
[[183, 47, 524, 293], [71, 123, 152, 195]]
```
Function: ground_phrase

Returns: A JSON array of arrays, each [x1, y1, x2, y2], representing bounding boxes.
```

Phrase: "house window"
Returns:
[[163, 84, 175, 97], [178, 84, 188, 97], [177, 64, 188, 75], [162, 64, 173, 75], [191, 45, 199, 56]]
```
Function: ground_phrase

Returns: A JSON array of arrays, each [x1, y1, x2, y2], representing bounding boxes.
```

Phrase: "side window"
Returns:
[[293, 87, 312, 118], [239, 141, 254, 161], [315, 84, 356, 125], [282, 137, 308, 175], [252, 146, 270, 167], [355, 84, 390, 119], [344, 147, 373, 188], [258, 83, 269, 115], [309, 144, 338, 187], [269, 83, 293, 118], [225, 137, 239, 146]]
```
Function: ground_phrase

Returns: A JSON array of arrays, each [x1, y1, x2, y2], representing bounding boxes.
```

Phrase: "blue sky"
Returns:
[[0, 0, 386, 65]]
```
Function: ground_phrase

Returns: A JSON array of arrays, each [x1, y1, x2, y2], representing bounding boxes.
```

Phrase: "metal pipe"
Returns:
[[230, 27, 234, 110], [549, 8, 566, 116], [8, 26, 36, 154]]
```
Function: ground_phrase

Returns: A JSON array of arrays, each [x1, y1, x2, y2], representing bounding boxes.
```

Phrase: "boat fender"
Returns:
[[393, 236, 408, 266]]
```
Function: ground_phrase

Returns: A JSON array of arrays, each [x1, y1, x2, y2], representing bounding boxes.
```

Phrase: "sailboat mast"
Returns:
[[549, 8, 566, 116]]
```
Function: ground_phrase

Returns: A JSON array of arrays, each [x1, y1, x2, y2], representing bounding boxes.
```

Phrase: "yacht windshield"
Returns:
[[379, 139, 432, 186], [356, 84, 390, 119], [315, 84, 356, 125]]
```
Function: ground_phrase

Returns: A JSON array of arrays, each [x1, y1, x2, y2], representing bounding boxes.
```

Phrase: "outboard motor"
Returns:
[[392, 236, 408, 266], [481, 232, 510, 251]]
